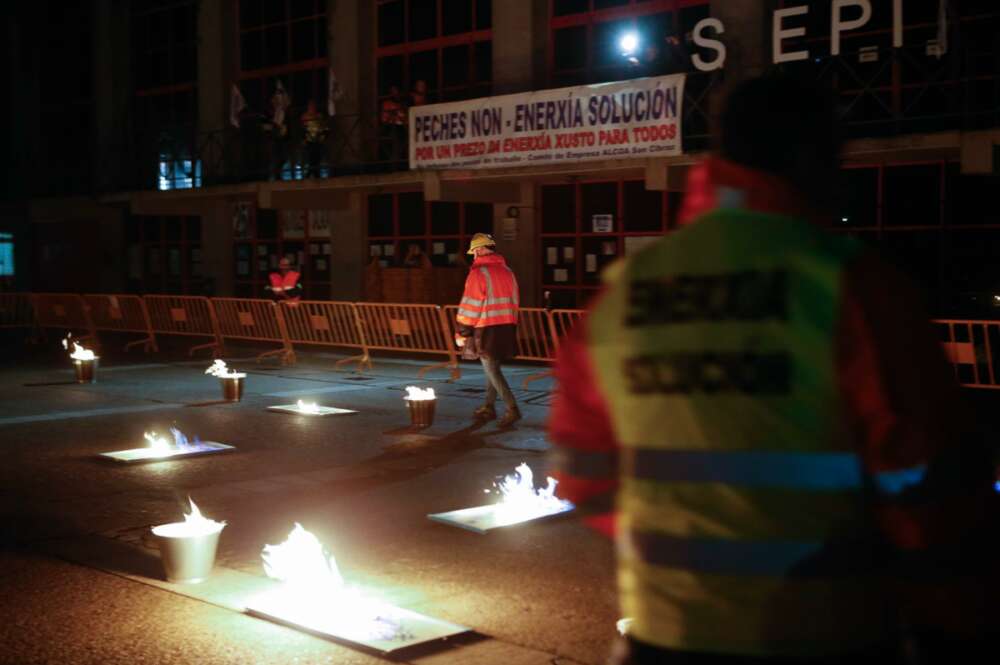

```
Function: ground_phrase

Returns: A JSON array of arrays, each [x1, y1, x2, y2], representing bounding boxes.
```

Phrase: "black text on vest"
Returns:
[[626, 270, 788, 326]]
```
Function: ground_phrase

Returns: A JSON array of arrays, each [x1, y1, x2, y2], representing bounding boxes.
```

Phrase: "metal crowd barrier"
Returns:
[[31, 293, 97, 348], [935, 319, 1000, 390], [211, 297, 295, 365], [83, 294, 158, 353], [0, 293, 35, 331], [143, 295, 222, 357], [354, 302, 459, 380], [279, 300, 371, 372]]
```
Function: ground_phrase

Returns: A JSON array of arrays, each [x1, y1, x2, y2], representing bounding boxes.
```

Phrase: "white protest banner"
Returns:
[[409, 74, 685, 170]]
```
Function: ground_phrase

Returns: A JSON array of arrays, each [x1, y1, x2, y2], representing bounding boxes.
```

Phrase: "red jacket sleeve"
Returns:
[[548, 308, 620, 537], [837, 252, 997, 635]]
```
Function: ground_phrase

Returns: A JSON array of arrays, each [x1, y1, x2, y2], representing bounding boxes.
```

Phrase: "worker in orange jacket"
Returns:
[[456, 233, 521, 427], [548, 76, 997, 663], [268, 257, 302, 303]]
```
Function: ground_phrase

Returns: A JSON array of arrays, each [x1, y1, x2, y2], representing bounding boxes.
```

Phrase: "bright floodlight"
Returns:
[[619, 32, 639, 56]]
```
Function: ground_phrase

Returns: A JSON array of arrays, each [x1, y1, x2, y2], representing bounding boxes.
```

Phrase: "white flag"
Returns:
[[327, 66, 343, 116], [229, 84, 246, 128], [935, 0, 948, 58]]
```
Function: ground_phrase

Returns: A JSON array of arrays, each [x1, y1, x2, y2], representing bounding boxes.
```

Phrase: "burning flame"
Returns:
[[205, 359, 246, 379], [616, 618, 634, 636], [63, 335, 96, 361], [404, 386, 435, 401], [486, 463, 572, 524], [296, 400, 320, 414], [256, 524, 410, 641], [152, 497, 226, 539], [142, 427, 204, 458]]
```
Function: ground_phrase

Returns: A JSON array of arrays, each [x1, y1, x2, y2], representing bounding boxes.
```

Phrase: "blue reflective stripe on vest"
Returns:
[[550, 447, 619, 479], [625, 530, 881, 577], [624, 449, 863, 490], [872, 464, 927, 496]]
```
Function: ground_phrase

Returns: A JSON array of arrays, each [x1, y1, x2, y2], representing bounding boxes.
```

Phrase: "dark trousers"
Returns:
[[480, 356, 516, 410]]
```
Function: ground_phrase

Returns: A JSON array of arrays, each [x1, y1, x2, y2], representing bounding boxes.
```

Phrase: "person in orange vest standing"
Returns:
[[455, 233, 521, 427], [268, 257, 302, 303]]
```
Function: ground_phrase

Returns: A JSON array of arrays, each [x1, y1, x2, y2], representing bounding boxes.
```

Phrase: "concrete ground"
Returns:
[[0, 332, 617, 665]]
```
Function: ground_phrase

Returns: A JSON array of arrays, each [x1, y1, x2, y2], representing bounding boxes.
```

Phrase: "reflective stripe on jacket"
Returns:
[[456, 254, 519, 328]]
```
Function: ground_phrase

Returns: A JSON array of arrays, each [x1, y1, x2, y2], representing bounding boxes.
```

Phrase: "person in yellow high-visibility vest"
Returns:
[[455, 233, 521, 427], [548, 75, 996, 664]]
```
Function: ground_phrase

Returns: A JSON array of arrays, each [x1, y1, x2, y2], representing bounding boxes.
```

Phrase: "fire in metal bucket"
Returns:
[[63, 335, 97, 361], [427, 463, 575, 534], [205, 359, 246, 379], [152, 497, 226, 539], [245, 523, 468, 654], [403, 386, 435, 401]]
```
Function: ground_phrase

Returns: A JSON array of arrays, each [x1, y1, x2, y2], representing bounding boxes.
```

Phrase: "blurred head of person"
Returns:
[[718, 75, 842, 213], [278, 257, 291, 274], [305, 99, 317, 115]]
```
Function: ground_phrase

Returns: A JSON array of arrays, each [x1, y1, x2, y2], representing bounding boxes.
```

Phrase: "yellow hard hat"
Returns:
[[467, 233, 496, 254]]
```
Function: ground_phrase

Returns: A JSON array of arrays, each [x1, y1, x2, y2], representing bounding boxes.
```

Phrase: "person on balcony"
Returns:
[[379, 85, 407, 164], [410, 79, 428, 107], [264, 82, 291, 180], [268, 257, 302, 303], [455, 233, 521, 427], [300, 99, 329, 178]]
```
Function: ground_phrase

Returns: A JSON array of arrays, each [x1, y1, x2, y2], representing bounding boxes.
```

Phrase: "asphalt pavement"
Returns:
[[0, 333, 617, 665]]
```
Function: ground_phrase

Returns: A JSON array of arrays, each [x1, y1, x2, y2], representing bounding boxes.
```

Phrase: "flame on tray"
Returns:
[[152, 497, 226, 538], [486, 463, 573, 525], [296, 400, 321, 414], [143, 427, 204, 458], [63, 335, 96, 361], [404, 386, 435, 401], [205, 359, 246, 379], [254, 523, 411, 642]]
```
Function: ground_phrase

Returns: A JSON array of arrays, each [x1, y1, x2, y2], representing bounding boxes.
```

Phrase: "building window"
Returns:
[[126, 216, 203, 294], [539, 180, 681, 308], [37, 3, 93, 196], [0, 233, 14, 277], [367, 192, 493, 268], [132, 2, 199, 191], [376, 0, 492, 103], [549, 0, 711, 87], [773, 1, 1000, 137]]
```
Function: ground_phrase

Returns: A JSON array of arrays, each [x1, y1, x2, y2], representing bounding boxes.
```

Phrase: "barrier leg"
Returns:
[[334, 351, 371, 373], [124, 333, 157, 354], [255, 346, 296, 366], [521, 369, 554, 391], [416, 358, 461, 381], [189, 340, 222, 358]]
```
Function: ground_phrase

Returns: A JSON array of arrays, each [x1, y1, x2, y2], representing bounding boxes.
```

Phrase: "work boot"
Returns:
[[473, 404, 497, 421], [497, 406, 522, 428]]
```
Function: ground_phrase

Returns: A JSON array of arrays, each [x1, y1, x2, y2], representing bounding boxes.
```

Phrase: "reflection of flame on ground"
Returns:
[[403, 386, 435, 401], [252, 524, 414, 642], [152, 497, 226, 538], [487, 463, 573, 526], [205, 359, 246, 379], [62, 335, 96, 361], [143, 428, 208, 458]]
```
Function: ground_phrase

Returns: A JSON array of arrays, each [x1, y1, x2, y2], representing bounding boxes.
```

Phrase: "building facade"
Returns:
[[2, 0, 999, 314]]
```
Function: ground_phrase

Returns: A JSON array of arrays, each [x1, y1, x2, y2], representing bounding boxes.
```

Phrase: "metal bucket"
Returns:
[[74, 358, 99, 384], [150, 524, 224, 584], [405, 397, 436, 427], [220, 376, 244, 402]]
